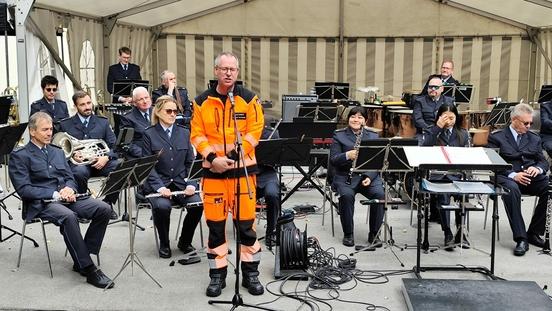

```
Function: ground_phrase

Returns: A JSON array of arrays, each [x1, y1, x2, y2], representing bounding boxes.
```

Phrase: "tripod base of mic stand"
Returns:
[[105, 251, 162, 290], [109, 212, 146, 231], [209, 293, 276, 311]]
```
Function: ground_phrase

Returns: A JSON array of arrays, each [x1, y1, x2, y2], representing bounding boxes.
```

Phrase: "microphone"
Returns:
[[228, 90, 235, 108]]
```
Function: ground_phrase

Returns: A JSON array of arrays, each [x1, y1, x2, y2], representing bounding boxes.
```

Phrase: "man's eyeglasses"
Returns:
[[522, 121, 533, 126], [45, 87, 57, 92], [164, 109, 179, 115], [216, 66, 239, 73], [428, 85, 442, 90]]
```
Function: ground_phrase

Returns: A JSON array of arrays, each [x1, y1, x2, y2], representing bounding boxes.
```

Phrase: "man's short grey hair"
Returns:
[[214, 51, 240, 69], [29, 111, 52, 130], [160, 70, 173, 82], [132, 86, 149, 98], [510, 103, 533, 119]]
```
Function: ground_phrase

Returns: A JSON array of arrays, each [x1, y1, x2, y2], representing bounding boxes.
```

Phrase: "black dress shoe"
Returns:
[[178, 243, 196, 255], [159, 246, 172, 258], [86, 269, 114, 289], [513, 240, 529, 256], [454, 231, 470, 249], [368, 232, 383, 248], [72, 264, 87, 277], [527, 233, 545, 248], [342, 234, 354, 247], [444, 230, 454, 251]]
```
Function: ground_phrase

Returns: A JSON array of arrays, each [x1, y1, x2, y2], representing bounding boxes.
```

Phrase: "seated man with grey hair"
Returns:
[[152, 70, 192, 126], [9, 112, 114, 288], [487, 103, 549, 256], [120, 86, 153, 158]]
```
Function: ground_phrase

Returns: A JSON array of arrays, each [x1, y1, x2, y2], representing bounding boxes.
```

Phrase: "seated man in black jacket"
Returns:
[[487, 103, 548, 256]]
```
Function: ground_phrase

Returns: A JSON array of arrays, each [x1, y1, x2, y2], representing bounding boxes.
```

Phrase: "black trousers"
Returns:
[[498, 174, 548, 242], [149, 193, 203, 248], [256, 179, 280, 234], [37, 198, 111, 269]]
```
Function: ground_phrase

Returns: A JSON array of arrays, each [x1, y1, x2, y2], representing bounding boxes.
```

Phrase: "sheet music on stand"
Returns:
[[353, 138, 418, 173], [112, 79, 150, 98], [537, 85, 552, 103], [482, 102, 517, 127], [442, 84, 473, 103]]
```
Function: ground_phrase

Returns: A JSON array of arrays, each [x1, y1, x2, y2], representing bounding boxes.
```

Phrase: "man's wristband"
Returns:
[[206, 152, 217, 163]]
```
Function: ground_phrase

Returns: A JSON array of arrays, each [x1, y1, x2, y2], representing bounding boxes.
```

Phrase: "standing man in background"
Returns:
[[106, 47, 141, 103], [191, 51, 265, 297]]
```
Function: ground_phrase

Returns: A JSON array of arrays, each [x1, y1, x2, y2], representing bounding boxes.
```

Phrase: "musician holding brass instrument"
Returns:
[[142, 96, 203, 259], [329, 106, 385, 247], [58, 91, 120, 220], [8, 112, 114, 289]]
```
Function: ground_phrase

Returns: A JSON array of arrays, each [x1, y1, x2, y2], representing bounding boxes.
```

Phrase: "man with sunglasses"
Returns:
[[487, 103, 549, 256], [31, 75, 69, 131], [412, 76, 454, 144]]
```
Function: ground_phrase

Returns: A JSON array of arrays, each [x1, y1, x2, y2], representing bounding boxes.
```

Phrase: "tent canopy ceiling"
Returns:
[[30, 0, 552, 29]]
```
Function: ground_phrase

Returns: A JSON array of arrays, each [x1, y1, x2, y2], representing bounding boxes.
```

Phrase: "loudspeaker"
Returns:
[[0, 3, 15, 35]]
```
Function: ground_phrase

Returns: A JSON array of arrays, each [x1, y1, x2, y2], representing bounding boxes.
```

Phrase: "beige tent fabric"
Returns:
[[537, 30, 552, 97], [157, 34, 532, 118]]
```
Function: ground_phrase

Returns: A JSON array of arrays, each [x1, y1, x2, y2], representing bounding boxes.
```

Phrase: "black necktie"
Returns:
[[166, 128, 171, 138], [516, 134, 522, 146], [83, 120, 88, 128], [123, 64, 128, 71], [41, 147, 48, 158], [444, 129, 451, 140], [144, 112, 149, 123]]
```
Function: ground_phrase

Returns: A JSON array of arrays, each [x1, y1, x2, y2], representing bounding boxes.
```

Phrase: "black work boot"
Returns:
[[241, 261, 264, 295], [206, 267, 227, 297]]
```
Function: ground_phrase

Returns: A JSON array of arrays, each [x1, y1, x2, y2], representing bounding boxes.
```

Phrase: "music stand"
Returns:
[[314, 82, 350, 102], [99, 155, 162, 289], [112, 79, 150, 98], [482, 102, 517, 128], [0, 123, 38, 246], [537, 85, 552, 103], [0, 95, 13, 125], [297, 104, 338, 121], [349, 138, 417, 266]]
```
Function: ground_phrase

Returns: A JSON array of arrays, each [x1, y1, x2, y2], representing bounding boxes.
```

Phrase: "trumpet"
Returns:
[[52, 132, 110, 166], [43, 192, 90, 203], [145, 190, 201, 199]]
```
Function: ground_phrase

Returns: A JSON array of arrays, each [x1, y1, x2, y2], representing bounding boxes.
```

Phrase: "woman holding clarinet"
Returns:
[[142, 96, 203, 258]]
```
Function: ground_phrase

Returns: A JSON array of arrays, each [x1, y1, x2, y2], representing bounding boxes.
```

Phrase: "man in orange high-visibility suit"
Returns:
[[191, 51, 265, 297]]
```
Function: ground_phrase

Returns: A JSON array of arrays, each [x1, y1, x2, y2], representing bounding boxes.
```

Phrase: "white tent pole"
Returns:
[[15, 0, 33, 124]]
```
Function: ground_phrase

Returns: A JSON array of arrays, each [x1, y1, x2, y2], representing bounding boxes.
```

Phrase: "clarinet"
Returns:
[[346, 128, 363, 185], [542, 184, 552, 253], [43, 192, 90, 203], [145, 190, 201, 198]]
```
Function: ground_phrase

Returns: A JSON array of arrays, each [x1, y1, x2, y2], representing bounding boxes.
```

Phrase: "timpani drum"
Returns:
[[364, 104, 384, 130], [390, 109, 416, 138]]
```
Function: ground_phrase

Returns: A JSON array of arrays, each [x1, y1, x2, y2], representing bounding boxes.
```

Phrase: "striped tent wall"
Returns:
[[157, 34, 533, 118], [537, 29, 552, 99]]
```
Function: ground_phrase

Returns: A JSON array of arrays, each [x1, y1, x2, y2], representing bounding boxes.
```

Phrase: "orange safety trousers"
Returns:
[[202, 175, 261, 270]]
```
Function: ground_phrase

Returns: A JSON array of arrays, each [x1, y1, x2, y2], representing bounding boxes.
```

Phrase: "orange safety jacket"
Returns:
[[191, 85, 264, 179]]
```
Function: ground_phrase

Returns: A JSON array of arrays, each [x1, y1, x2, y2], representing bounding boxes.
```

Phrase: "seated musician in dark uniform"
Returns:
[[58, 91, 120, 220], [539, 100, 552, 157], [487, 103, 549, 256], [30, 75, 69, 131], [256, 122, 280, 247], [412, 76, 455, 144], [142, 96, 203, 258], [329, 106, 385, 247], [120, 86, 153, 158], [422, 102, 470, 250], [152, 70, 192, 126], [9, 112, 114, 288]]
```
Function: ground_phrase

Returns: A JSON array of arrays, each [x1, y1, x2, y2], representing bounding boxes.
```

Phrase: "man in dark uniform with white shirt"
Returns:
[[120, 86, 153, 158], [30, 75, 69, 130], [9, 112, 114, 288], [151, 70, 192, 126], [106, 46, 142, 103], [59, 91, 120, 219]]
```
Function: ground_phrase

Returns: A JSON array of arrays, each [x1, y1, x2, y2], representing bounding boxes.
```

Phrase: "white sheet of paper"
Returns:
[[445, 147, 492, 165]]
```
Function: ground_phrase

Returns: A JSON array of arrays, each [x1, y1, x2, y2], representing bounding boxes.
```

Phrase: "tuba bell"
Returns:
[[51, 132, 110, 166]]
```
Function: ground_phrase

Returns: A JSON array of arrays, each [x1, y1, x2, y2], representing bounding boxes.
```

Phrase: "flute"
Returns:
[[43, 192, 90, 203], [145, 190, 201, 198]]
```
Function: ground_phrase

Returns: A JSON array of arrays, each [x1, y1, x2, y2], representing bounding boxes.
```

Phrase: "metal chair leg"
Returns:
[[40, 220, 53, 278], [16, 222, 27, 268]]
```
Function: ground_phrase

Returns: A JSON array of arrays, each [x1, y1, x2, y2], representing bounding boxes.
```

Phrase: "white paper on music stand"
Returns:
[[446, 147, 491, 165], [403, 146, 449, 166]]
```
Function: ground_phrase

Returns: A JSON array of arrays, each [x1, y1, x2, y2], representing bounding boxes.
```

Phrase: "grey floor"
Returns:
[[0, 170, 551, 311]]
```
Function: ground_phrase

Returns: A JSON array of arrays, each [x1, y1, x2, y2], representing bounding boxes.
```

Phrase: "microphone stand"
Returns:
[[208, 90, 274, 311]]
